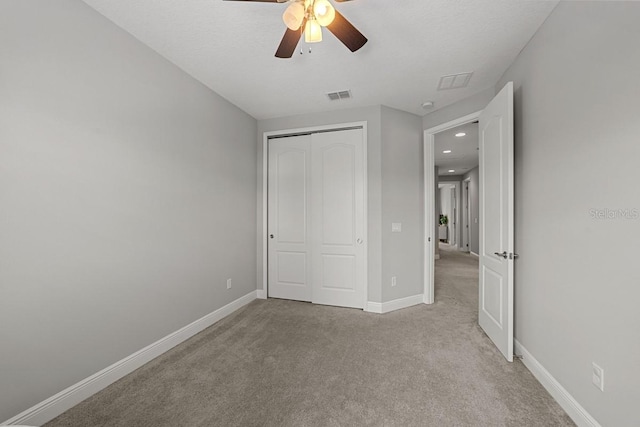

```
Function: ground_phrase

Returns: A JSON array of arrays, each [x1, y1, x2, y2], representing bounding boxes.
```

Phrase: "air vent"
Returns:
[[437, 72, 473, 91], [327, 90, 352, 101]]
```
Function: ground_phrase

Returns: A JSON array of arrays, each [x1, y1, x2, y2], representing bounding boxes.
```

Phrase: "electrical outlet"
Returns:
[[391, 276, 397, 287], [226, 278, 232, 289], [592, 362, 604, 392]]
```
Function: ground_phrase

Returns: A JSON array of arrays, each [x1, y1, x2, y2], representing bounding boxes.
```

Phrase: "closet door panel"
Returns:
[[267, 135, 312, 302], [311, 129, 365, 308]]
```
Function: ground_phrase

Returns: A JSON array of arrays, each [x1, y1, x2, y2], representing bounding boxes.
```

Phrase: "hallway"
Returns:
[[435, 243, 480, 311]]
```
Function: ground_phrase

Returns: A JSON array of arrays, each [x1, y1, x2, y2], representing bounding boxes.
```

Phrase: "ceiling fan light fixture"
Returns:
[[314, 0, 335, 27], [305, 19, 323, 43], [283, 2, 305, 31]]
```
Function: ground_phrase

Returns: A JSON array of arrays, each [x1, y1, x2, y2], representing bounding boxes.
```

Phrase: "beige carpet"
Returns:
[[45, 244, 574, 426]]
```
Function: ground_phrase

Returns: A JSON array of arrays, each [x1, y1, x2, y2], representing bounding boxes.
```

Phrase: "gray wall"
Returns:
[[423, 88, 495, 131], [0, 0, 257, 422], [439, 175, 464, 182], [462, 167, 479, 254], [498, 2, 640, 425], [257, 106, 424, 304], [380, 106, 424, 302]]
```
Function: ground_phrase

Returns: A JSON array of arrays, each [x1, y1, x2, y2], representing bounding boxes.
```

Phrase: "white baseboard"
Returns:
[[470, 251, 479, 257], [515, 341, 601, 427], [256, 289, 267, 299], [2, 291, 258, 427], [364, 301, 383, 313], [365, 294, 423, 314]]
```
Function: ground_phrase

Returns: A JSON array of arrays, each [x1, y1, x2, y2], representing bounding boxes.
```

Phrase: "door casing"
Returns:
[[260, 122, 368, 308], [423, 111, 482, 304], [462, 177, 472, 253]]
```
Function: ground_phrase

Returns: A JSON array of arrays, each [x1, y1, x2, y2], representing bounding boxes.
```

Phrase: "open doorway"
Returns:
[[436, 182, 459, 250], [422, 110, 480, 305], [422, 82, 515, 361], [434, 121, 479, 262]]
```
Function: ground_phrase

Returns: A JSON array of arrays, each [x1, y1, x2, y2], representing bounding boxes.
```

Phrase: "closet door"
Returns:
[[310, 129, 365, 308], [267, 135, 312, 302]]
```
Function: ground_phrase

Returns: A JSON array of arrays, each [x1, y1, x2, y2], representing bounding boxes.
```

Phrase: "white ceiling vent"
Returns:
[[437, 72, 473, 91], [327, 90, 352, 101]]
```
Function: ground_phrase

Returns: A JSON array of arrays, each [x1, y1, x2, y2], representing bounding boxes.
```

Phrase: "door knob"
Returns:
[[494, 251, 508, 259], [357, 238, 363, 244], [270, 234, 274, 239]]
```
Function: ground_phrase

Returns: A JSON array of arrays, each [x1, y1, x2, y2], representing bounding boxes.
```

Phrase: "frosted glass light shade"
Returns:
[[283, 2, 305, 31], [305, 19, 322, 43], [313, 0, 335, 27]]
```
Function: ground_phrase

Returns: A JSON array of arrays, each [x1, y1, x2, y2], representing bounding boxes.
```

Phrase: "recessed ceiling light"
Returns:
[[455, 132, 466, 137], [443, 150, 452, 154], [448, 169, 455, 173]]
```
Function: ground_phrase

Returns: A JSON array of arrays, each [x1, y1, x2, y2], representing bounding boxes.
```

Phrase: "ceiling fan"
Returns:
[[223, 0, 368, 58]]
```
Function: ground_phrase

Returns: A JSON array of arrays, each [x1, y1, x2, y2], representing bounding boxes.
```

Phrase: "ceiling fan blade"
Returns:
[[275, 19, 305, 58], [327, 10, 367, 52]]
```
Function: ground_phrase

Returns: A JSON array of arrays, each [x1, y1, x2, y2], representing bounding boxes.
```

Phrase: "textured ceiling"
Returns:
[[435, 122, 478, 176], [82, 0, 558, 120]]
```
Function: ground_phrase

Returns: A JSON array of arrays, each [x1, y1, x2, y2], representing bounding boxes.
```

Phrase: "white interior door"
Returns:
[[478, 82, 515, 362], [311, 129, 365, 308], [268, 128, 365, 309], [268, 135, 312, 302]]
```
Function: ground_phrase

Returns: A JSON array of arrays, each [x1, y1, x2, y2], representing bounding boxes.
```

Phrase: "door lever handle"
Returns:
[[494, 251, 508, 259]]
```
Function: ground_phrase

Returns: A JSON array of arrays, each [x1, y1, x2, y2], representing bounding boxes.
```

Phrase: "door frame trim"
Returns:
[[423, 111, 482, 304], [260, 121, 369, 309], [462, 177, 472, 253]]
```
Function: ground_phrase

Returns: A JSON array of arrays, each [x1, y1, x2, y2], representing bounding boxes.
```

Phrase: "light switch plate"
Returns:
[[392, 223, 402, 232]]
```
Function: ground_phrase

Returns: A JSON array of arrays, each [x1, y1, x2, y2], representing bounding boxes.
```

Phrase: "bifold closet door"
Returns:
[[268, 135, 312, 302], [310, 129, 365, 308], [267, 128, 365, 308]]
